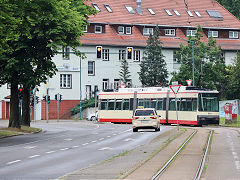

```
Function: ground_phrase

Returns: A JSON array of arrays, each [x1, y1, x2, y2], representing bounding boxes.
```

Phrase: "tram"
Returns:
[[98, 86, 219, 126]]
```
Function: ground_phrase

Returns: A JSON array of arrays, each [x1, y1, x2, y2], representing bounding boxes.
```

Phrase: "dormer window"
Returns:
[[126, 27, 132, 34], [95, 25, 102, 33], [187, 30, 196, 36], [92, 3, 100, 11], [165, 29, 175, 36], [187, 10, 194, 17], [229, 31, 239, 39], [143, 27, 153, 36], [104, 4, 112, 13], [118, 26, 124, 34], [148, 8, 155, 15], [165, 9, 172, 16], [125, 6, 136, 14]]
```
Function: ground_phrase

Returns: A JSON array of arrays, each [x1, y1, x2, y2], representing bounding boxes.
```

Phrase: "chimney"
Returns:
[[136, 0, 142, 15]]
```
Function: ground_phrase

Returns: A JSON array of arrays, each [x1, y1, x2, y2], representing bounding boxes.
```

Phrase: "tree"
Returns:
[[226, 52, 240, 99], [139, 26, 168, 87], [217, 0, 240, 19], [0, 0, 96, 128], [119, 58, 131, 86], [171, 25, 227, 99]]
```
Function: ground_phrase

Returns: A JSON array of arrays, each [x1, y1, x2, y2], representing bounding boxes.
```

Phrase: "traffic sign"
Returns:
[[170, 85, 181, 95], [186, 80, 192, 86]]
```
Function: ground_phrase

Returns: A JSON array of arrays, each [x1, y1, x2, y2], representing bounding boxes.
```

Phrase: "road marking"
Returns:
[[72, 145, 79, 148], [29, 155, 40, 158], [99, 138, 104, 141], [123, 138, 134, 142], [82, 143, 89, 146], [6, 160, 21, 165], [46, 151, 55, 154], [24, 146, 37, 149], [60, 148, 69, 151], [64, 138, 72, 141], [98, 147, 113, 151], [232, 152, 239, 160], [91, 140, 97, 143], [107, 136, 111, 138], [113, 134, 117, 136], [235, 161, 240, 170]]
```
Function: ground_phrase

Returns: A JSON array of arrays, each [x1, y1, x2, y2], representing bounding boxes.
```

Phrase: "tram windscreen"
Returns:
[[198, 93, 219, 112]]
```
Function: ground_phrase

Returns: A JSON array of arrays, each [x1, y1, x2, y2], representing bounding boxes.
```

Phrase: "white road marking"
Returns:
[[91, 140, 97, 143], [232, 152, 239, 160], [235, 161, 240, 170], [60, 148, 69, 151], [82, 143, 89, 146], [64, 138, 72, 141], [6, 160, 21, 165], [98, 147, 113, 151], [72, 145, 79, 148], [123, 138, 134, 142], [99, 138, 104, 141], [24, 146, 37, 149], [107, 136, 111, 138], [113, 134, 117, 136], [46, 151, 55, 154], [29, 155, 40, 158]]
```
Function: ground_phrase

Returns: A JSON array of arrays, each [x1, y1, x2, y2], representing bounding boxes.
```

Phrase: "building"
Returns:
[[0, 0, 240, 120]]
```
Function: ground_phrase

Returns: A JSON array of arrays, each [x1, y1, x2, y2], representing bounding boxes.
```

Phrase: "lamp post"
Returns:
[[175, 37, 195, 86]]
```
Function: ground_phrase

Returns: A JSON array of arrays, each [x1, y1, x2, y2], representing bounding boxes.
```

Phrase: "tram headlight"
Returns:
[[200, 117, 205, 120]]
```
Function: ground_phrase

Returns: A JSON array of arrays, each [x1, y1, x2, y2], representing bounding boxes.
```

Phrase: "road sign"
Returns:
[[170, 85, 181, 95], [186, 80, 192, 86]]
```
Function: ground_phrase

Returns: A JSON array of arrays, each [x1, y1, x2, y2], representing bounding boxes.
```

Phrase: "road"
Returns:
[[0, 120, 170, 180]]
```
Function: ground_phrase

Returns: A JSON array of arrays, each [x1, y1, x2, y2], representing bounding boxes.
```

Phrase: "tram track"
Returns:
[[151, 129, 213, 180]]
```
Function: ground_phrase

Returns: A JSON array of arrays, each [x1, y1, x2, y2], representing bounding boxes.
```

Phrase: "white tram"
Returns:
[[98, 86, 219, 126]]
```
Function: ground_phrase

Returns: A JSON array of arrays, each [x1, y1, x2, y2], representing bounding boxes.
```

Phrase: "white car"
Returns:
[[86, 112, 98, 121]]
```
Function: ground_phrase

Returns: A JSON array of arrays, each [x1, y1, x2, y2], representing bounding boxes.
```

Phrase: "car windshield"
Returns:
[[135, 110, 155, 116]]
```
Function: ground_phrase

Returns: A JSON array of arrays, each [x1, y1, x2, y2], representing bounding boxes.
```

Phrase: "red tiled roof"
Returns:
[[81, 0, 240, 50]]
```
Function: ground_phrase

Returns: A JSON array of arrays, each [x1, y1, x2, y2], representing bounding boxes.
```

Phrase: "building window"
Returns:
[[60, 74, 72, 89], [114, 79, 120, 89], [173, 9, 180, 16], [102, 79, 109, 90], [187, 30, 196, 36], [206, 10, 222, 18], [143, 27, 153, 36], [104, 4, 113, 13], [102, 49, 109, 61], [165, 9, 172, 16], [229, 31, 239, 39], [194, 10, 202, 17], [62, 47, 70, 60], [119, 50, 126, 60], [133, 50, 140, 62], [221, 51, 225, 63], [95, 25, 102, 33], [83, 25, 87, 32], [165, 29, 175, 36], [186, 10, 194, 17], [125, 6, 136, 14], [147, 8, 155, 15], [88, 61, 95, 76], [86, 85, 92, 100], [126, 27, 132, 34], [118, 26, 124, 34], [208, 31, 218, 38], [92, 3, 100, 11]]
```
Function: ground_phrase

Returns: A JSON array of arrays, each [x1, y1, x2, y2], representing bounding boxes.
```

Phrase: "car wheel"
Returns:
[[90, 116, 96, 121], [133, 128, 138, 132]]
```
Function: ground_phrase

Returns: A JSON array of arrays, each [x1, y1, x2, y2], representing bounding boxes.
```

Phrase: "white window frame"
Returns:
[[173, 9, 180, 16], [119, 50, 126, 60], [194, 10, 202, 17], [229, 31, 239, 39], [102, 49, 109, 61], [126, 27, 132, 34], [60, 74, 72, 89], [208, 31, 218, 38], [133, 50, 140, 62], [143, 27, 153, 36], [92, 3, 100, 11], [102, 79, 109, 90], [114, 79, 121, 89], [125, 6, 136, 14], [165, 29, 175, 36], [95, 25, 102, 33], [118, 26, 124, 34], [148, 8, 155, 15], [165, 9, 172, 16], [62, 47, 70, 60], [104, 4, 112, 13], [88, 61, 95, 76], [187, 30, 196, 36], [187, 10, 194, 17], [85, 85, 92, 100]]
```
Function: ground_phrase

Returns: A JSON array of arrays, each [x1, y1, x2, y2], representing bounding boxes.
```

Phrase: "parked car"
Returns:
[[86, 112, 98, 121], [132, 108, 160, 132]]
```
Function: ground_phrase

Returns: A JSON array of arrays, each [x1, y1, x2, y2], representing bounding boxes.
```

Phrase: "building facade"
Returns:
[[0, 0, 240, 120]]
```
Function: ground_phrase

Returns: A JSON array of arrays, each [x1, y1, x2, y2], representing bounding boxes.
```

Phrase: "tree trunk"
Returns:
[[9, 75, 20, 128], [22, 87, 30, 126]]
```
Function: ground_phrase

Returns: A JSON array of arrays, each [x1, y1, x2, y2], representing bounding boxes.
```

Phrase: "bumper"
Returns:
[[197, 115, 219, 125]]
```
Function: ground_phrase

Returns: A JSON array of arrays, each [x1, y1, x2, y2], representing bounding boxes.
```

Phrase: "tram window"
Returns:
[[198, 93, 219, 112], [100, 100, 108, 110], [123, 99, 130, 110], [169, 98, 180, 111], [138, 99, 145, 107], [145, 99, 151, 108], [108, 99, 115, 110], [151, 99, 157, 109], [115, 99, 122, 110], [156, 98, 163, 110]]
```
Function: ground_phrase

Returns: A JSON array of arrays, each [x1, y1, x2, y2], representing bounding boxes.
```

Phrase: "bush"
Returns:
[[70, 98, 98, 115]]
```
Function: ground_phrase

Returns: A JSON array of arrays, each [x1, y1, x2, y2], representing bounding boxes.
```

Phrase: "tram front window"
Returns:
[[198, 93, 219, 112]]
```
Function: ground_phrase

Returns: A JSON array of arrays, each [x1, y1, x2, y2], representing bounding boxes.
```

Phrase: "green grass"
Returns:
[[0, 131, 20, 138], [220, 116, 240, 127], [0, 126, 41, 138]]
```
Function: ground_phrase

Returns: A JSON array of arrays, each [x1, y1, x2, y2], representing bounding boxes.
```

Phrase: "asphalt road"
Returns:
[[0, 120, 169, 180]]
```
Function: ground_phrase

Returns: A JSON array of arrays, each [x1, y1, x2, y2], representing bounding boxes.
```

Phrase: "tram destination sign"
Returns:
[[170, 85, 181, 95]]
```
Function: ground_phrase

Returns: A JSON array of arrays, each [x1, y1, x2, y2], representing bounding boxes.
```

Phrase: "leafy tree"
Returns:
[[139, 26, 168, 87], [217, 0, 240, 19], [119, 58, 131, 86], [0, 0, 96, 128], [171, 25, 227, 99], [226, 52, 240, 99]]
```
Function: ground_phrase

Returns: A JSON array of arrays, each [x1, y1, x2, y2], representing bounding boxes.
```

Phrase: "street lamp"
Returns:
[[175, 37, 195, 86]]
